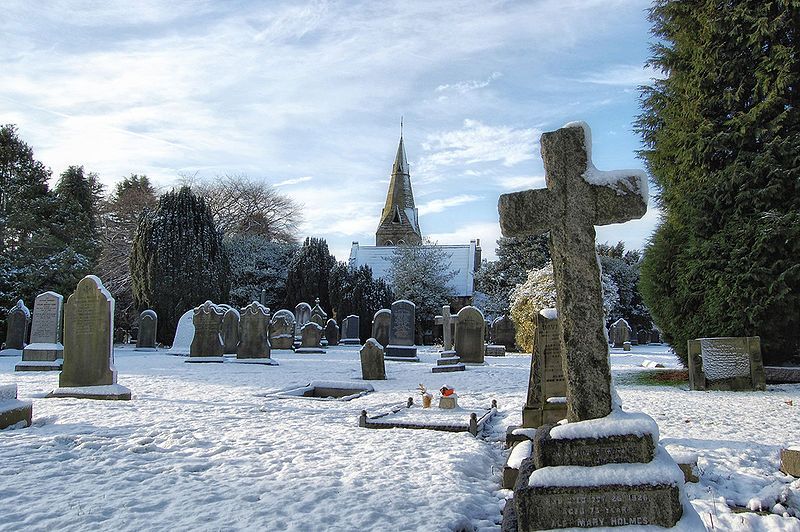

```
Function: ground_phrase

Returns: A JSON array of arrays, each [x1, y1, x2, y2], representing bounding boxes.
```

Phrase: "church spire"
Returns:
[[376, 122, 422, 247]]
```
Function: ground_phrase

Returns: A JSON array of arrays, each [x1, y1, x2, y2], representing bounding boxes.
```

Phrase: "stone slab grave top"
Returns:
[[499, 121, 647, 422], [688, 336, 766, 391], [359, 396, 498, 436], [275, 381, 373, 401], [4, 299, 30, 351]]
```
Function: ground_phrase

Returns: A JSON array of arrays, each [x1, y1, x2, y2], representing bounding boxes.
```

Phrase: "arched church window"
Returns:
[[398, 239, 406, 245], [384, 240, 394, 246]]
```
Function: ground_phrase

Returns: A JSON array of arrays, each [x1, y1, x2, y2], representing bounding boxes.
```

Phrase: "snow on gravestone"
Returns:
[[136, 310, 157, 351], [340, 315, 361, 345], [168, 310, 195, 355], [371, 309, 391, 350], [384, 300, 417, 361], [295, 322, 325, 353], [188, 301, 224, 362], [4, 299, 30, 351], [270, 310, 295, 349], [360, 339, 386, 380], [498, 122, 698, 530], [50, 275, 131, 400], [454, 306, 485, 364], [609, 317, 631, 348], [687, 336, 766, 391], [236, 302, 275, 363], [17, 291, 64, 371]]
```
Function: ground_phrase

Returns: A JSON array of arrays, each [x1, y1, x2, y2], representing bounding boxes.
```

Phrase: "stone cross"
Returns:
[[498, 122, 647, 422], [434, 305, 459, 351]]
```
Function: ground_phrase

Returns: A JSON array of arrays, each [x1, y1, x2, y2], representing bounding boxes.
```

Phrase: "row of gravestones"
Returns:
[[608, 317, 662, 348]]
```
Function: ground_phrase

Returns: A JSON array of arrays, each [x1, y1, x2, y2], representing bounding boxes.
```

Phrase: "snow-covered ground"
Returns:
[[1, 344, 798, 531]]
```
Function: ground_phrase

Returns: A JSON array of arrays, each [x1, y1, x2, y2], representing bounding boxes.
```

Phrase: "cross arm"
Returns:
[[498, 188, 558, 238], [589, 174, 648, 226]]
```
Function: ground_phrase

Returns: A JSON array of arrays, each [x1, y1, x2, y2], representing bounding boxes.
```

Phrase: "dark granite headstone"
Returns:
[[136, 310, 157, 350], [360, 339, 386, 380], [4, 300, 30, 350], [454, 306, 485, 364], [325, 319, 340, 346], [340, 314, 361, 345], [17, 291, 64, 371], [189, 301, 224, 360], [270, 310, 295, 349], [52, 275, 130, 399], [371, 309, 391, 349], [385, 300, 417, 360]]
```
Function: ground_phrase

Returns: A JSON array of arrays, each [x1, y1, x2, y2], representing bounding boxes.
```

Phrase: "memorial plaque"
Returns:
[[533, 427, 654, 468], [688, 336, 766, 391]]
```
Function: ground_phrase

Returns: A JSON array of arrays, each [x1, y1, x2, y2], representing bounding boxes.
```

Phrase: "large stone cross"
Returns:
[[434, 305, 459, 351], [498, 122, 647, 422]]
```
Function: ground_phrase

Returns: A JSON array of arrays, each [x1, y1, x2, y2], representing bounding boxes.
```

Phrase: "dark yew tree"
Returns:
[[283, 237, 337, 311]]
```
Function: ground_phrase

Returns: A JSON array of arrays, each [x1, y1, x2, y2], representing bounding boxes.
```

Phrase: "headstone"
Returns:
[[3, 300, 30, 351], [623, 341, 632, 351], [687, 336, 766, 391], [187, 301, 224, 362], [167, 309, 195, 355], [371, 309, 391, 349], [522, 308, 567, 428], [235, 302, 277, 365], [609, 318, 631, 348], [270, 310, 295, 349], [498, 122, 696, 529], [135, 310, 157, 351], [295, 322, 325, 353], [16, 292, 64, 371], [294, 302, 312, 337], [0, 384, 32, 429], [310, 298, 327, 328], [384, 300, 418, 361], [454, 306, 486, 364], [340, 314, 361, 345], [221, 308, 240, 355], [780, 448, 800, 477], [492, 315, 516, 351], [485, 344, 506, 357], [325, 319, 340, 346], [434, 305, 458, 351], [359, 338, 386, 380], [49, 275, 131, 400]]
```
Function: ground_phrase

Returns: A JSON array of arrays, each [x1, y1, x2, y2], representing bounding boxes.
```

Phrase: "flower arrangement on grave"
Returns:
[[418, 384, 433, 408], [439, 385, 455, 397], [438, 385, 457, 409]]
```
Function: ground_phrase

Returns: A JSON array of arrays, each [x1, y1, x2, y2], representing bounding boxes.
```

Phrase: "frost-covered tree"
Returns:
[[52, 165, 104, 268], [97, 175, 158, 330], [388, 242, 457, 337], [637, 1, 800, 365], [188, 173, 302, 243], [130, 186, 230, 344], [226, 234, 297, 309], [283, 237, 336, 311], [329, 263, 393, 340], [597, 242, 652, 333], [474, 235, 549, 318]]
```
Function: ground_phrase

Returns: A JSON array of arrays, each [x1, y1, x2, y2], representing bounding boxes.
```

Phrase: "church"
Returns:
[[348, 132, 481, 306]]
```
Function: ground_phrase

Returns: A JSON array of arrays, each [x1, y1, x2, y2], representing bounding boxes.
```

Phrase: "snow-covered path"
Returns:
[[1, 345, 798, 531]]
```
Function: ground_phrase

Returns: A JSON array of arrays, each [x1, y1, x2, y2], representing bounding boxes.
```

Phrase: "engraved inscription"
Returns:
[[30, 297, 61, 342]]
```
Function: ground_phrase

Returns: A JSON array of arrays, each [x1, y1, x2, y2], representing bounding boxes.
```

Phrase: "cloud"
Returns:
[[427, 222, 503, 261], [418, 194, 480, 215], [495, 175, 546, 191], [579, 64, 665, 86], [435, 72, 502, 95], [274, 176, 313, 187]]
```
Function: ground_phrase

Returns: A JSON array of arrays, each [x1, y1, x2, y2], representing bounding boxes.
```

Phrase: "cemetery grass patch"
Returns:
[[630, 369, 689, 387]]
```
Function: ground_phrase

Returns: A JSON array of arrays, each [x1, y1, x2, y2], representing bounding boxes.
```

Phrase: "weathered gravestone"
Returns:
[[221, 308, 240, 355], [384, 300, 418, 361], [454, 306, 485, 364], [310, 298, 327, 328], [294, 302, 312, 339], [360, 338, 386, 380], [235, 302, 277, 365], [687, 336, 766, 391], [187, 301, 225, 363], [340, 314, 361, 345], [17, 291, 64, 371], [49, 275, 131, 400], [609, 317, 632, 348], [3, 300, 30, 352], [491, 315, 516, 351], [325, 319, 340, 346], [270, 310, 295, 349], [135, 310, 157, 351], [371, 309, 391, 349], [522, 309, 567, 428], [434, 305, 458, 351], [295, 322, 325, 353], [167, 309, 195, 355], [0, 384, 33, 429], [498, 122, 697, 530]]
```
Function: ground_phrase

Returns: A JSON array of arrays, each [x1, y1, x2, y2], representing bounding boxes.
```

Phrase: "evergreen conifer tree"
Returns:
[[329, 263, 393, 340], [130, 186, 230, 344], [53, 165, 104, 265], [637, 1, 800, 364], [283, 237, 336, 311]]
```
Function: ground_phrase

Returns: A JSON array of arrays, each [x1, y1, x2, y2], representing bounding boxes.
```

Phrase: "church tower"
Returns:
[[376, 131, 422, 246]]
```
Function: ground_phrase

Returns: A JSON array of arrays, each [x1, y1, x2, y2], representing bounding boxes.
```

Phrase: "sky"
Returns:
[[1, 0, 664, 261]]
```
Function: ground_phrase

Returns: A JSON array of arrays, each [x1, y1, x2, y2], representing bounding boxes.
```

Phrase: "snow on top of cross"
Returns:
[[539, 307, 557, 320], [12, 299, 30, 317], [562, 121, 649, 202]]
